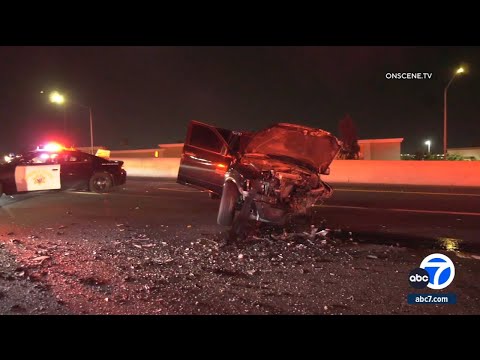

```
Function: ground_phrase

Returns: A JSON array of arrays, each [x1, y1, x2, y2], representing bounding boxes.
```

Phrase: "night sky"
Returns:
[[1, 46, 479, 155]]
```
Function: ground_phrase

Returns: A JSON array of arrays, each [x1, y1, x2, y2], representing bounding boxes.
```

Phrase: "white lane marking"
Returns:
[[67, 188, 203, 197], [128, 181, 179, 186], [335, 188, 480, 197], [156, 187, 201, 192], [319, 204, 480, 217], [111, 192, 206, 199]]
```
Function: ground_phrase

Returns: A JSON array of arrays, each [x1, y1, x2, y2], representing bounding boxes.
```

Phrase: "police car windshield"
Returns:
[[14, 151, 59, 165]]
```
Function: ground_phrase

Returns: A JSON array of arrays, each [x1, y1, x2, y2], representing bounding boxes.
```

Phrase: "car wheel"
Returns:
[[217, 181, 240, 226], [89, 172, 113, 193]]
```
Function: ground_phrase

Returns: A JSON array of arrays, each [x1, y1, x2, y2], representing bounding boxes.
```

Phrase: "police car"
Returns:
[[0, 143, 126, 196]]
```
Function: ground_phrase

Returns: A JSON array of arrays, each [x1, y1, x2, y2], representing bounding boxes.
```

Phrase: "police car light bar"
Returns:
[[37, 143, 64, 152]]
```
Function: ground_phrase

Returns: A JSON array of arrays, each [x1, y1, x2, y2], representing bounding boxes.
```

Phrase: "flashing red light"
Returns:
[[41, 142, 64, 152]]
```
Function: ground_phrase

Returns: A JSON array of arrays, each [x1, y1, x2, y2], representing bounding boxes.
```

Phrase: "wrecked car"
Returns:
[[177, 120, 340, 226]]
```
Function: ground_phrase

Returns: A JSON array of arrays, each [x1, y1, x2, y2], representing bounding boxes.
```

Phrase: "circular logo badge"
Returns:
[[408, 268, 430, 289], [420, 253, 455, 290]]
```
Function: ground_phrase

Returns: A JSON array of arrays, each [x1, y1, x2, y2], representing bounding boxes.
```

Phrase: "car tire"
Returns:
[[89, 172, 113, 193], [217, 181, 240, 226]]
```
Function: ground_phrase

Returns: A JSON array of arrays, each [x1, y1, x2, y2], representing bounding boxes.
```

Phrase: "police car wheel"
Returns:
[[89, 172, 113, 193]]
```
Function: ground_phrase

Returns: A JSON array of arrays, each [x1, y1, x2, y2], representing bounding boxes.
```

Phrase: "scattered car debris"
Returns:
[[31, 256, 50, 264]]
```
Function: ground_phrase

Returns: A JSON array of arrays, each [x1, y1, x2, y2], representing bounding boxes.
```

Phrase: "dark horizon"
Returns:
[[1, 46, 479, 155]]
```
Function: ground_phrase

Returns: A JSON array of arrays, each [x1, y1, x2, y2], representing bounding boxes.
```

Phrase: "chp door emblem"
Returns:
[[26, 169, 54, 188], [33, 174, 46, 185]]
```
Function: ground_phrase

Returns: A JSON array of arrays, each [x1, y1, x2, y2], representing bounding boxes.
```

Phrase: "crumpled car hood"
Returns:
[[243, 123, 340, 173]]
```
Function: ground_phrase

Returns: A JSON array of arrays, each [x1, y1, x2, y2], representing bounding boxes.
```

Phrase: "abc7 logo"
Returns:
[[409, 253, 455, 290]]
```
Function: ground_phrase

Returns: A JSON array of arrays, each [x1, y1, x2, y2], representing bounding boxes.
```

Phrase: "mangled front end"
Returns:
[[227, 123, 340, 224]]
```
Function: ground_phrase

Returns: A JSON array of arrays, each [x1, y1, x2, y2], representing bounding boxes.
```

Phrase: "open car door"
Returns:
[[14, 163, 61, 192], [177, 121, 233, 195]]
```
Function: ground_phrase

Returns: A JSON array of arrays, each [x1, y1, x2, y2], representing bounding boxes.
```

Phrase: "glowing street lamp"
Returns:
[[444, 66, 466, 159], [424, 140, 431, 154], [47, 91, 95, 155], [49, 91, 65, 105]]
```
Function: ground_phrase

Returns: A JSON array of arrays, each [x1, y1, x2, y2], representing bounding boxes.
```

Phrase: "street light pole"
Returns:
[[443, 67, 465, 160], [47, 91, 95, 154], [89, 106, 94, 155], [63, 107, 67, 137], [75, 103, 95, 154]]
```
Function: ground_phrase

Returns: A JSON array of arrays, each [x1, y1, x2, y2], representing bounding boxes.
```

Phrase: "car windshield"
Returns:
[[12, 151, 59, 165]]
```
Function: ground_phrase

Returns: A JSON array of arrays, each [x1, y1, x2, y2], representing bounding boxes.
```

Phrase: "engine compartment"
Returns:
[[239, 155, 332, 217]]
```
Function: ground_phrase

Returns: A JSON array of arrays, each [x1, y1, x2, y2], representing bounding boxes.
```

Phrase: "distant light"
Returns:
[[4, 155, 12, 163], [424, 140, 431, 146], [154, 150, 159, 158], [40, 153, 50, 160], [456, 67, 465, 74], [40, 90, 44, 94], [49, 91, 65, 105]]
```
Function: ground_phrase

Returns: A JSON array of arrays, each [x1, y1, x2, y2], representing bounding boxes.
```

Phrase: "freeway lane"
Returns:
[[2, 179, 479, 249], [332, 183, 480, 213], [118, 179, 480, 249], [316, 182, 480, 252], [1, 178, 479, 315]]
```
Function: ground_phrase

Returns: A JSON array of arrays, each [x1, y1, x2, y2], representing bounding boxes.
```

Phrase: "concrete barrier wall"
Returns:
[[326, 160, 480, 187], [115, 157, 480, 187], [110, 149, 163, 159], [113, 158, 181, 178], [107, 144, 184, 159]]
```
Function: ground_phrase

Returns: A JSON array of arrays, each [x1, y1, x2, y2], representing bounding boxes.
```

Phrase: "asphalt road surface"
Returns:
[[1, 178, 479, 315]]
